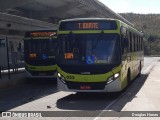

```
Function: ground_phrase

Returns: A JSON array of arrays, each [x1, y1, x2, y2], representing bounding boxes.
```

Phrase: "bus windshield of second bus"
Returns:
[[25, 37, 57, 60]]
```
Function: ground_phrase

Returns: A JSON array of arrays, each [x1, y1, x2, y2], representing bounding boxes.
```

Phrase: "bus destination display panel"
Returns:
[[59, 20, 117, 30], [25, 31, 57, 37]]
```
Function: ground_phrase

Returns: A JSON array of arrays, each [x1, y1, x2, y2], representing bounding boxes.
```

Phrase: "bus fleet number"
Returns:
[[66, 76, 75, 79]]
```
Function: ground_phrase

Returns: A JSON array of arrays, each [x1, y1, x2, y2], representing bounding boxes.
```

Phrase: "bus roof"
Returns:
[[60, 18, 118, 22]]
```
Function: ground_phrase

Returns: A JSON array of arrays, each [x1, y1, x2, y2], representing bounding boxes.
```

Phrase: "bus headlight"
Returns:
[[57, 72, 66, 84], [58, 73, 61, 77], [114, 73, 119, 79], [107, 73, 119, 84]]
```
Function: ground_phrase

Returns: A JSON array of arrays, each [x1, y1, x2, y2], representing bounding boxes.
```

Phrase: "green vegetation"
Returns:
[[120, 13, 160, 55]]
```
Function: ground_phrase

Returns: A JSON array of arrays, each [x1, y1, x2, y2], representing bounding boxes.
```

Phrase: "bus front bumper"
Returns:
[[25, 69, 57, 78], [57, 77, 122, 92]]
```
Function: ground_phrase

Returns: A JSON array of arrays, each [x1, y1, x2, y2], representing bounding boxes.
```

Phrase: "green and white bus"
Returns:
[[24, 30, 58, 77], [57, 18, 144, 92]]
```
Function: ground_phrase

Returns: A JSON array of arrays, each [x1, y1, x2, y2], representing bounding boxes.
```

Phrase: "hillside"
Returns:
[[120, 13, 160, 55]]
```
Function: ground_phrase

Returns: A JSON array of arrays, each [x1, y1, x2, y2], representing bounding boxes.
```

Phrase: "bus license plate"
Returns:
[[80, 86, 91, 90]]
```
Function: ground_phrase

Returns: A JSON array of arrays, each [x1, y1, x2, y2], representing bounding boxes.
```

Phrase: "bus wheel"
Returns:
[[127, 70, 131, 85], [138, 62, 141, 77]]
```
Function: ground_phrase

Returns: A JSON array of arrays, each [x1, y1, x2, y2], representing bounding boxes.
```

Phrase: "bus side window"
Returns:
[[138, 36, 140, 51], [137, 36, 139, 51], [124, 37, 129, 53], [140, 37, 142, 51], [121, 35, 124, 54], [136, 35, 138, 51], [133, 34, 136, 52], [141, 37, 144, 50], [129, 32, 132, 52], [127, 32, 130, 52], [135, 35, 137, 51]]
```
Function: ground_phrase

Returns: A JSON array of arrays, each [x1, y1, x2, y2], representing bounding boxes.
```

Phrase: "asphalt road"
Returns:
[[0, 57, 159, 119]]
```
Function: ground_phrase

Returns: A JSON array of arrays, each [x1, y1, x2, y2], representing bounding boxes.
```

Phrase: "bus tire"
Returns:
[[127, 70, 131, 85]]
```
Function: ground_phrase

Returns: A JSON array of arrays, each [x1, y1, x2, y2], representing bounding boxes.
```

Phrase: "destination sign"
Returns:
[[30, 32, 56, 37], [25, 31, 57, 37], [59, 20, 117, 30], [78, 23, 99, 29]]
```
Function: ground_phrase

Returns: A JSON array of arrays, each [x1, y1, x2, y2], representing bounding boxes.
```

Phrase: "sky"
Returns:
[[98, 0, 160, 14]]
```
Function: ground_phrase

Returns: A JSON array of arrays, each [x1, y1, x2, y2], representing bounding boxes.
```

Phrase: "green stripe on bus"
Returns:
[[25, 63, 57, 71]]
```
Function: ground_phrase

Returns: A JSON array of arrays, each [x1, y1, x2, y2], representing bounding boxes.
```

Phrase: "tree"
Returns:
[[148, 35, 156, 42], [142, 23, 147, 29]]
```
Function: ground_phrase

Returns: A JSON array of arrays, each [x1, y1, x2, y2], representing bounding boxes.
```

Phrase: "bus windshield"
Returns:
[[24, 38, 58, 59], [58, 33, 121, 65]]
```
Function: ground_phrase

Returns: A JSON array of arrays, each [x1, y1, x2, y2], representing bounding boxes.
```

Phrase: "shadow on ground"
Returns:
[[0, 77, 57, 111]]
